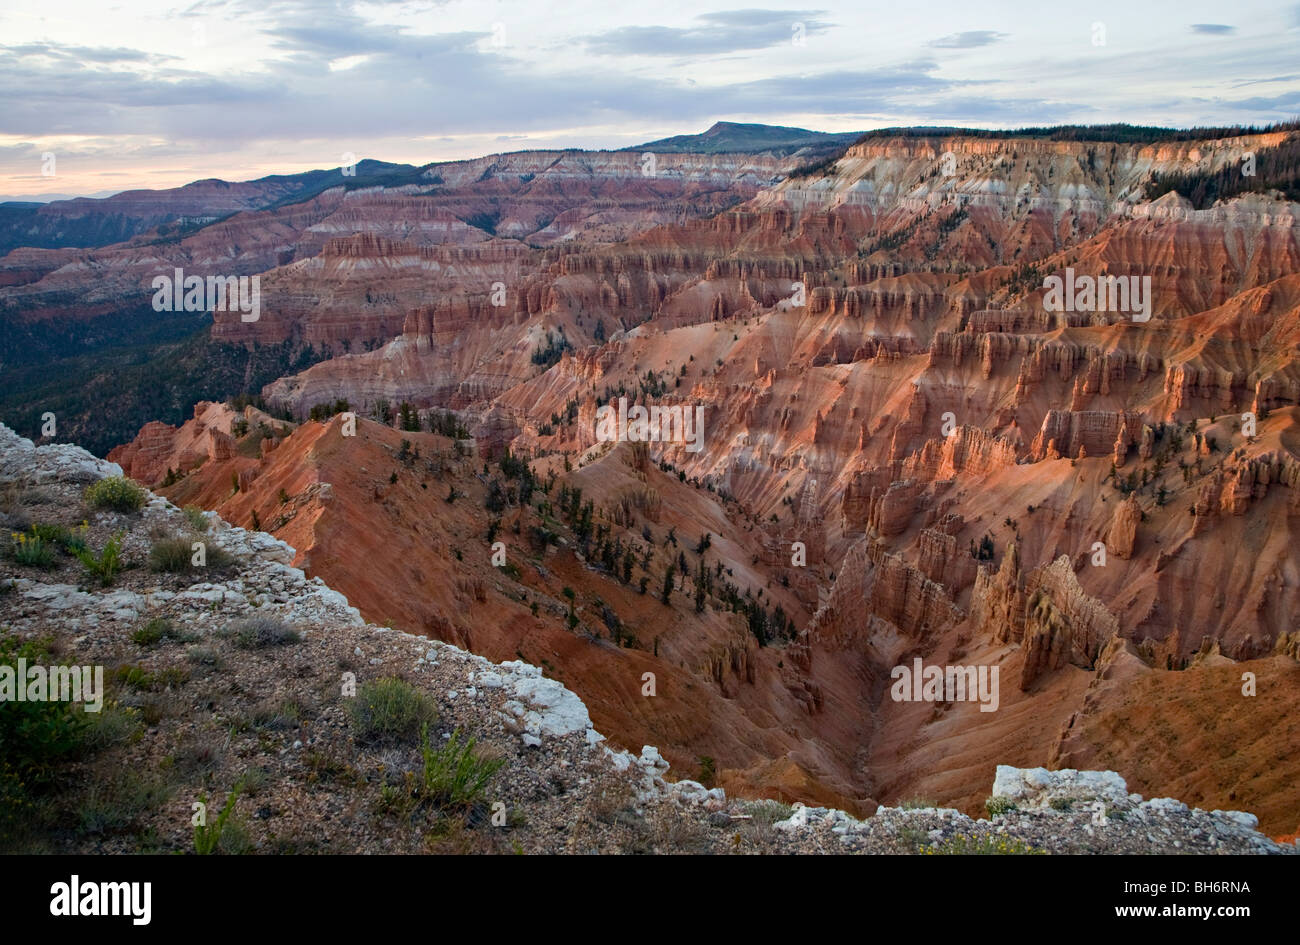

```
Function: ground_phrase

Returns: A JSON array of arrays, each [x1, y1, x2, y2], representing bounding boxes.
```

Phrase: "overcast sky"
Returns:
[[2, 0, 1298, 197]]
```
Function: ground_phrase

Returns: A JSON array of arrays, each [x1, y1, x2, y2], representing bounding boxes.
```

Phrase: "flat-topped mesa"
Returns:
[[841, 133, 1288, 166]]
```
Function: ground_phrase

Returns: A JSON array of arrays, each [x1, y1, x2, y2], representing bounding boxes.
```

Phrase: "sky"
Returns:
[[1, 0, 1298, 198]]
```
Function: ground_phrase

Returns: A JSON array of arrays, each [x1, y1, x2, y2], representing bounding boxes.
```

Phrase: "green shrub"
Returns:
[[132, 617, 176, 646], [228, 616, 300, 650], [900, 796, 938, 810], [984, 796, 1018, 817], [151, 535, 232, 572], [82, 703, 142, 751], [84, 476, 145, 513], [22, 522, 91, 555], [897, 824, 932, 851], [418, 725, 503, 808], [247, 698, 302, 731], [77, 771, 172, 835], [216, 817, 253, 855], [0, 635, 91, 841], [9, 529, 56, 568], [186, 646, 224, 675], [60, 524, 90, 555], [74, 530, 126, 586], [742, 799, 795, 825], [26, 519, 79, 551], [239, 767, 270, 796], [193, 786, 242, 855], [182, 505, 209, 532], [110, 664, 190, 692], [148, 536, 194, 572], [348, 677, 437, 743]]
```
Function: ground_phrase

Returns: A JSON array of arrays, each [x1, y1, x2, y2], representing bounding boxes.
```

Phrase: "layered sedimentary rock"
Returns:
[[84, 125, 1300, 829]]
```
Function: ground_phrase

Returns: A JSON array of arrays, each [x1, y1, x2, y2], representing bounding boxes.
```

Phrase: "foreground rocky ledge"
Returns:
[[0, 424, 1292, 854]]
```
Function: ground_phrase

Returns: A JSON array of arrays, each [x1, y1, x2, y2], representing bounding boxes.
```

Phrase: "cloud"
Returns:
[[928, 31, 1007, 49], [5, 43, 167, 64], [2, 0, 1298, 194], [582, 9, 832, 56], [725, 61, 956, 107]]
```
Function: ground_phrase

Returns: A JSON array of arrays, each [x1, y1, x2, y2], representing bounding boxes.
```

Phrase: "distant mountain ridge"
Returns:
[[0, 190, 121, 204], [628, 120, 864, 155], [0, 159, 417, 256]]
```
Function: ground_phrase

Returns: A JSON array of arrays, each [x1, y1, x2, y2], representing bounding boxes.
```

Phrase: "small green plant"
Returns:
[[228, 615, 300, 650], [25, 522, 65, 542], [376, 777, 420, 821], [61, 523, 90, 554], [984, 795, 1018, 817], [186, 645, 223, 669], [110, 664, 190, 692], [348, 678, 437, 743], [1049, 797, 1074, 811], [418, 725, 503, 808], [148, 536, 194, 572], [74, 530, 126, 586], [239, 766, 270, 796], [9, 529, 56, 568], [900, 796, 937, 810], [182, 505, 209, 532], [132, 617, 177, 646], [248, 698, 302, 731], [897, 824, 932, 851], [84, 476, 145, 512], [193, 785, 242, 855], [28, 522, 89, 553], [742, 799, 794, 825], [77, 771, 172, 835]]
